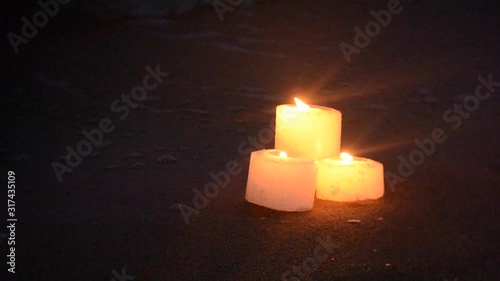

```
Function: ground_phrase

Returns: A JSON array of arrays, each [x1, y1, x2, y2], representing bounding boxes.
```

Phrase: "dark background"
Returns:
[[1, 0, 499, 280]]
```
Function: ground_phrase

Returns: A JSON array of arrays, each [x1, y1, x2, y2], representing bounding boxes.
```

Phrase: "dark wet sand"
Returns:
[[2, 1, 499, 280]]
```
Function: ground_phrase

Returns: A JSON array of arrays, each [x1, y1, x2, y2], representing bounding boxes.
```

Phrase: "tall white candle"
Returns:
[[275, 98, 341, 160], [245, 149, 316, 211], [316, 153, 384, 202]]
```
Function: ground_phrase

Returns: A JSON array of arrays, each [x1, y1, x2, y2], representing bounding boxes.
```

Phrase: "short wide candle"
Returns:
[[316, 153, 384, 202], [275, 100, 341, 160], [245, 149, 316, 211]]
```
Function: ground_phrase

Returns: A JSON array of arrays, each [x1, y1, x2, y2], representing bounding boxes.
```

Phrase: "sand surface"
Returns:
[[2, 1, 499, 280]]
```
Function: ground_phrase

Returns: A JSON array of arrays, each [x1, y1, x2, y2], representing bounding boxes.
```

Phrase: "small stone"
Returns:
[[169, 203, 183, 210], [347, 219, 361, 224], [156, 154, 178, 163], [129, 162, 146, 169]]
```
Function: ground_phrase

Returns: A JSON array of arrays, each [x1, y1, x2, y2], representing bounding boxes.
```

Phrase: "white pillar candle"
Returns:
[[316, 153, 384, 202], [245, 149, 316, 211], [275, 98, 342, 160]]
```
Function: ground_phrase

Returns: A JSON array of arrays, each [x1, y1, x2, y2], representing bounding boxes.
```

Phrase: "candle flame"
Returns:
[[340, 152, 353, 165], [294, 97, 310, 109], [279, 151, 287, 158]]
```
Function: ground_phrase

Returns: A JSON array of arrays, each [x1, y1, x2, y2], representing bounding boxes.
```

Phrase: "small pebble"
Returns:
[[156, 154, 178, 163], [169, 203, 183, 210], [347, 219, 361, 224], [129, 162, 146, 169]]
